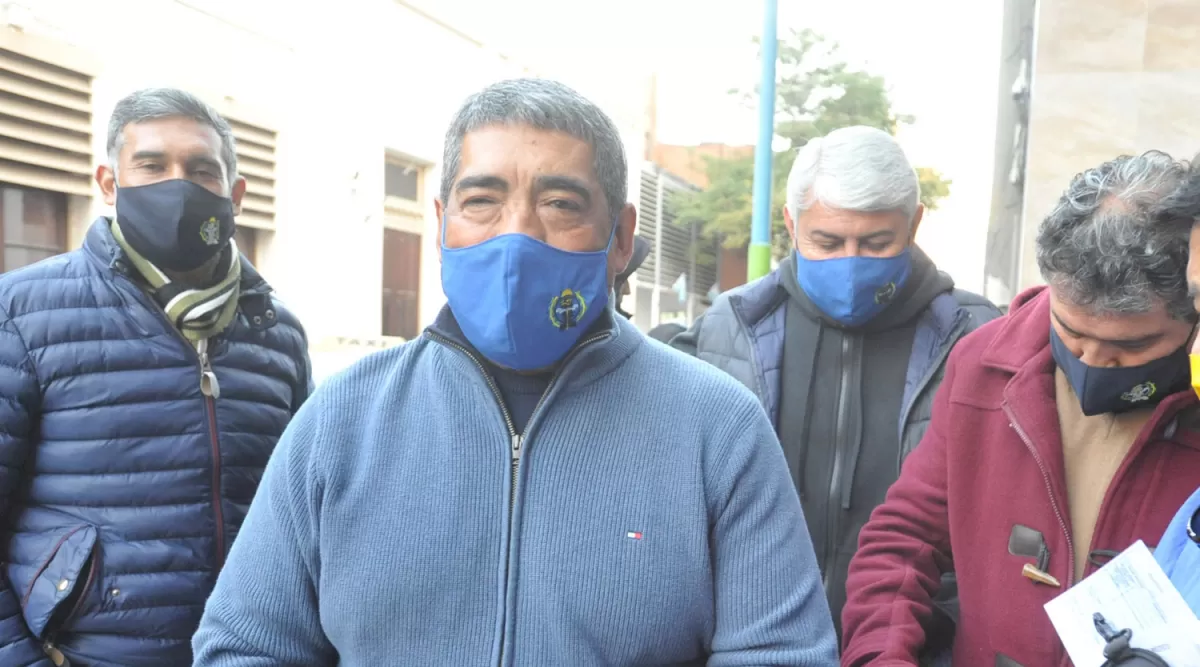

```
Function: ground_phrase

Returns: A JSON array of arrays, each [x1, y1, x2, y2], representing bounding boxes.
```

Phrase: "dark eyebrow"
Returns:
[[129, 150, 166, 162], [455, 175, 509, 194], [185, 155, 223, 173], [810, 230, 894, 242], [534, 175, 592, 206], [858, 230, 896, 242], [811, 230, 844, 241], [1051, 310, 1163, 346]]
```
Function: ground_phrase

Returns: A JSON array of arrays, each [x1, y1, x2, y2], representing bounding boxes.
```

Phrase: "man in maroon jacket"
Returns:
[[841, 151, 1200, 667]]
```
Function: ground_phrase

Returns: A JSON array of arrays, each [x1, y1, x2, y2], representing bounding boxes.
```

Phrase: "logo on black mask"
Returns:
[[199, 217, 222, 246], [1120, 382, 1156, 403], [874, 281, 897, 305], [549, 288, 587, 331]]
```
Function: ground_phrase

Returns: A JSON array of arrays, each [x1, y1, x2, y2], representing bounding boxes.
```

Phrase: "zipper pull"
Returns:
[[197, 339, 221, 399], [511, 434, 523, 463], [42, 639, 67, 666]]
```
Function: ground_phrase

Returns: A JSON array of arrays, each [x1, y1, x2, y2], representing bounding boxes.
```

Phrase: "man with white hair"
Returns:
[[672, 126, 999, 643]]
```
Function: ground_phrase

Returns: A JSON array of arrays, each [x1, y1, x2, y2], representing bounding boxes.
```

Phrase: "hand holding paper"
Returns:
[[1044, 541, 1200, 666]]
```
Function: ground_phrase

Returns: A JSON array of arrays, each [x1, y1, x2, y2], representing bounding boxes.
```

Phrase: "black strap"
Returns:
[[1094, 613, 1170, 666]]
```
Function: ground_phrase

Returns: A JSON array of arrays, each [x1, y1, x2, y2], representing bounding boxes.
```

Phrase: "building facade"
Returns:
[[1, 0, 650, 381], [984, 0, 1200, 303]]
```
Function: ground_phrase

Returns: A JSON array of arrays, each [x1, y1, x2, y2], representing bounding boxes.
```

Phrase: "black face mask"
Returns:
[[115, 179, 235, 272], [1050, 326, 1188, 417]]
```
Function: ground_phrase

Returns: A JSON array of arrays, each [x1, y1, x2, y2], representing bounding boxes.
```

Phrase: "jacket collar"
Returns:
[[425, 303, 643, 393], [726, 266, 787, 329], [83, 217, 280, 332], [980, 285, 1052, 373], [83, 217, 273, 296]]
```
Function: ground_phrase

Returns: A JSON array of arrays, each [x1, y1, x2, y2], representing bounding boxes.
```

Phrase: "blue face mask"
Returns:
[[794, 248, 912, 327], [1049, 326, 1187, 417], [440, 221, 615, 371]]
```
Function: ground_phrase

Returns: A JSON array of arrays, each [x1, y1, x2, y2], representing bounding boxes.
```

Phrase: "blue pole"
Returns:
[[747, 0, 779, 281]]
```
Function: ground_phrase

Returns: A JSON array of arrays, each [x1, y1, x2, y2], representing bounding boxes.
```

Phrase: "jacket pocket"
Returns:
[[19, 524, 98, 639]]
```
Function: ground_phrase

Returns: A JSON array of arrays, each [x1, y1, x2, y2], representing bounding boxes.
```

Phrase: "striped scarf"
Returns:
[[111, 219, 242, 342]]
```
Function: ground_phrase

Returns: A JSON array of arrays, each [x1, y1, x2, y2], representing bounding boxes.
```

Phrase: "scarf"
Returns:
[[111, 219, 242, 342]]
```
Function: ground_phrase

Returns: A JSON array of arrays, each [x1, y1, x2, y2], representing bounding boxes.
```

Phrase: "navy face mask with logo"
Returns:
[[440, 220, 616, 371], [115, 179, 235, 272], [1049, 326, 1188, 417], [794, 248, 912, 327]]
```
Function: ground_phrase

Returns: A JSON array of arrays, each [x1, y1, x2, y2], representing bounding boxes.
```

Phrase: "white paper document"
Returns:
[[1044, 540, 1200, 666]]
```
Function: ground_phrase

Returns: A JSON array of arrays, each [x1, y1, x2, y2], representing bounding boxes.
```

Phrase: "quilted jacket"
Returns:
[[0, 218, 311, 666]]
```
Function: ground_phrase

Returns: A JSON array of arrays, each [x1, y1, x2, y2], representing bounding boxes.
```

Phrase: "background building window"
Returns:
[[381, 228, 421, 339], [234, 225, 258, 266], [385, 160, 419, 202], [0, 184, 67, 273]]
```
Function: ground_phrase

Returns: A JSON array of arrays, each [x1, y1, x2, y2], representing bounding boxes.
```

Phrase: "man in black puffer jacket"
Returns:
[[0, 88, 311, 666], [672, 127, 999, 661]]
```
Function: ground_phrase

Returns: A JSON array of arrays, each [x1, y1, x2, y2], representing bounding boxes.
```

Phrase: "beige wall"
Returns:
[[1018, 0, 1200, 288]]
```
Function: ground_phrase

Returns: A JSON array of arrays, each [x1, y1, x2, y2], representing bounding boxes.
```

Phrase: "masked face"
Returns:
[[436, 125, 634, 370], [788, 202, 919, 327], [1049, 293, 1195, 415], [99, 115, 245, 273], [440, 220, 617, 370], [115, 179, 235, 271]]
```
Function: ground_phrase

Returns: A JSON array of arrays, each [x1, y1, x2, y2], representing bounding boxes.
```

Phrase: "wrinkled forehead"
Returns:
[[457, 125, 599, 187], [798, 202, 909, 237], [119, 117, 224, 162]]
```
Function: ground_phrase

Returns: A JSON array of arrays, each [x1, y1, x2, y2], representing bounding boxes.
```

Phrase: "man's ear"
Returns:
[[784, 204, 796, 241], [96, 164, 116, 206], [611, 203, 637, 277], [230, 176, 248, 216], [909, 203, 925, 244], [434, 199, 445, 261]]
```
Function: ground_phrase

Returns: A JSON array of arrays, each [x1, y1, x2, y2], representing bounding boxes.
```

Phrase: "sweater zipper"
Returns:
[[425, 330, 608, 667], [198, 338, 226, 570], [1004, 402, 1075, 587], [823, 334, 854, 589]]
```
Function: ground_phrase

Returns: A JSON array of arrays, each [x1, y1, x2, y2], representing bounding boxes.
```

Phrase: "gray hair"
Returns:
[[440, 78, 627, 217], [107, 88, 238, 187], [1037, 151, 1200, 321], [785, 125, 919, 223]]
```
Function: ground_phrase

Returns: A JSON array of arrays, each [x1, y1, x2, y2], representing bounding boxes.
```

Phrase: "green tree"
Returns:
[[674, 29, 952, 255]]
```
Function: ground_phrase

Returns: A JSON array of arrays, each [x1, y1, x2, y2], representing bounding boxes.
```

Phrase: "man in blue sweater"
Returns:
[[192, 78, 838, 666]]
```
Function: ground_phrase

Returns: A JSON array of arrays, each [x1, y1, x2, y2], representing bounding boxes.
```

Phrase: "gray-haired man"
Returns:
[[671, 126, 1000, 645], [193, 78, 838, 666], [0, 88, 311, 665]]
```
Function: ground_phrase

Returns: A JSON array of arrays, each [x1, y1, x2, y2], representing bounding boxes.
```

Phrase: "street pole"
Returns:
[[747, 0, 778, 282]]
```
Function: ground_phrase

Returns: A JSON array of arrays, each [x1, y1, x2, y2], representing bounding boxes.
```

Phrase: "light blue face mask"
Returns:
[[440, 219, 616, 371], [794, 248, 912, 328]]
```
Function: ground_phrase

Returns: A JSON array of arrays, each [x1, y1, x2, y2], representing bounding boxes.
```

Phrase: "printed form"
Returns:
[[1045, 540, 1200, 666]]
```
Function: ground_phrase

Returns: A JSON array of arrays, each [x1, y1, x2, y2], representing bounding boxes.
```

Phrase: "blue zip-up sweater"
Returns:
[[1156, 486, 1200, 615], [193, 308, 839, 666], [0, 219, 311, 666]]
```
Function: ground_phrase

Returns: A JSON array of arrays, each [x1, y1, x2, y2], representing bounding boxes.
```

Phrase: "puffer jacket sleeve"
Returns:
[[0, 304, 54, 667]]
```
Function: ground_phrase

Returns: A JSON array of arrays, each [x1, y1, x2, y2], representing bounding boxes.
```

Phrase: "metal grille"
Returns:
[[635, 165, 717, 298]]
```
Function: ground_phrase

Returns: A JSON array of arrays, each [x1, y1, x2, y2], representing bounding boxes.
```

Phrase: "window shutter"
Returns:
[[227, 114, 276, 230], [0, 29, 94, 196]]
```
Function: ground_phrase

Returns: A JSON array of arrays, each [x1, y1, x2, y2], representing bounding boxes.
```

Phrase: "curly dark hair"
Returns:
[[1036, 151, 1200, 321]]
